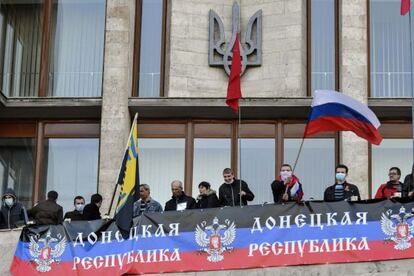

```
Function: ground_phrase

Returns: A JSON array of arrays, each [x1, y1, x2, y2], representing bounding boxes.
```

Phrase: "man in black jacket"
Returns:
[[28, 190, 63, 225], [83, 194, 102, 220], [324, 164, 361, 202], [165, 180, 196, 211], [64, 196, 85, 221], [219, 168, 254, 207], [1, 188, 28, 229]]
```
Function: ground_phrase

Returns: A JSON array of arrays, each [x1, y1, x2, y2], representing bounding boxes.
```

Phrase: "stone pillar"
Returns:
[[98, 0, 135, 213], [339, 0, 369, 198]]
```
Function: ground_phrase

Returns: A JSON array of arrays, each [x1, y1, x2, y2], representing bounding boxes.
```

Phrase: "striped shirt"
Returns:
[[334, 184, 344, 201]]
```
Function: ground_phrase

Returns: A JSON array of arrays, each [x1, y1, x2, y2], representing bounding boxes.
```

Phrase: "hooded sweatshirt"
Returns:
[[1, 188, 27, 229]]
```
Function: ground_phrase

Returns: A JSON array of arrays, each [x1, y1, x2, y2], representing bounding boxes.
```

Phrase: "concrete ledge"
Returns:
[[0, 229, 22, 276], [0, 97, 102, 119]]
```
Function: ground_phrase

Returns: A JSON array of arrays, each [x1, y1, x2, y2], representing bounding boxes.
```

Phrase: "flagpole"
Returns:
[[238, 105, 242, 207], [107, 113, 139, 216], [292, 121, 309, 173], [409, 10, 414, 165]]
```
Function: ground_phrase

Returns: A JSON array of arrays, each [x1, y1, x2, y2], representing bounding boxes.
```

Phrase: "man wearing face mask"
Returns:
[[0, 188, 28, 229], [324, 164, 361, 202], [64, 196, 85, 221], [271, 164, 304, 203]]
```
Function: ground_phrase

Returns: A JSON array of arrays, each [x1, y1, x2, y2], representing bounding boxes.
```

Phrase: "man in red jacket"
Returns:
[[375, 167, 406, 199]]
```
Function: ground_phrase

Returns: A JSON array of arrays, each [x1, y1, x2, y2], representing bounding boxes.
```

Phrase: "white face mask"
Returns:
[[75, 204, 85, 212], [4, 198, 14, 207], [280, 171, 292, 181]]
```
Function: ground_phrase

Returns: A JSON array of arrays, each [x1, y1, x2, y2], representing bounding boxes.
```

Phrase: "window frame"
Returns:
[[0, 120, 100, 206], [138, 119, 339, 199], [369, 122, 413, 197], [132, 0, 168, 97], [307, 0, 339, 96], [0, 0, 106, 98]]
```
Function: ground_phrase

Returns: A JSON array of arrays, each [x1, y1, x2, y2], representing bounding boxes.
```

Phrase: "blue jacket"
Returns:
[[133, 198, 163, 217]]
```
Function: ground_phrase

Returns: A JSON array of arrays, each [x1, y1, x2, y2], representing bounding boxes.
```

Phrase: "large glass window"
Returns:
[[0, 138, 34, 207], [370, 0, 412, 97], [239, 139, 275, 205], [192, 139, 231, 197], [371, 139, 413, 197], [138, 139, 185, 209], [136, 0, 164, 97], [284, 138, 335, 200], [44, 138, 99, 213], [0, 1, 42, 97], [48, 0, 105, 97], [310, 0, 336, 93]]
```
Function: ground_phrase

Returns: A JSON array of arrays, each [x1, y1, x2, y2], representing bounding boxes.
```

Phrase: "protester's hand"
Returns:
[[409, 191, 414, 197], [282, 193, 289, 201], [64, 218, 71, 223], [240, 191, 246, 196], [102, 215, 111, 220], [284, 176, 292, 184], [27, 221, 35, 225]]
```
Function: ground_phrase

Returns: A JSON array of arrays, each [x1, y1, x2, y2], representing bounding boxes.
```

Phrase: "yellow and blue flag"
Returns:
[[115, 114, 140, 233]]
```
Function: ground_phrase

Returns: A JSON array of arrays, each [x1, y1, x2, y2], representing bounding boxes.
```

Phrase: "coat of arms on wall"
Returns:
[[208, 2, 262, 76]]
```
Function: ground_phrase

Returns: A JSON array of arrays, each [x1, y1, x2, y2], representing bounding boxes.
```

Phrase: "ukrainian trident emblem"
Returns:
[[208, 2, 262, 76], [381, 206, 414, 250], [29, 230, 67, 272], [195, 217, 236, 262]]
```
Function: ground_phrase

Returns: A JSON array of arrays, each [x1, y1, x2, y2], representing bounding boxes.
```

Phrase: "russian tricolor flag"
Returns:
[[304, 90, 383, 145]]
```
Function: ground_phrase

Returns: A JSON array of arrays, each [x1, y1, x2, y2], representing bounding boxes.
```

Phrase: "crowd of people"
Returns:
[[1, 164, 414, 229]]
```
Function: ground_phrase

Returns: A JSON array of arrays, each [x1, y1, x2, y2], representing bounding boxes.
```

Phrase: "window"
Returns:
[[371, 139, 413, 197], [133, 0, 166, 97], [0, 1, 42, 97], [0, 138, 35, 208], [284, 138, 335, 200], [239, 139, 275, 205], [0, 0, 105, 97], [138, 138, 185, 208], [192, 138, 231, 197], [44, 138, 99, 212], [48, 0, 106, 97], [310, 0, 337, 94], [370, 0, 412, 97]]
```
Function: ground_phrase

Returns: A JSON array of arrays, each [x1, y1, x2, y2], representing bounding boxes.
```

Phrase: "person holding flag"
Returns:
[[271, 164, 304, 203], [113, 114, 140, 235]]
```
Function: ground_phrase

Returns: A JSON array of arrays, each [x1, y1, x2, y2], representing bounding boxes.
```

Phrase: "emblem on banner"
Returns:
[[29, 230, 67, 272], [381, 206, 414, 250], [195, 217, 236, 262]]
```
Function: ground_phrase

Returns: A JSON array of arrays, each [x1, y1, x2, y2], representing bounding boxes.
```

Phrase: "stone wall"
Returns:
[[0, 230, 21, 276], [339, 0, 369, 198], [98, 0, 135, 214], [167, 0, 306, 98]]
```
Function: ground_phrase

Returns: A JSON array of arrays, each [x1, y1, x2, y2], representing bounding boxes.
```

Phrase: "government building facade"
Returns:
[[0, 0, 413, 274]]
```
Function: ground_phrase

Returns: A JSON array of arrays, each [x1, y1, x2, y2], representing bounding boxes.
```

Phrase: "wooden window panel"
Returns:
[[239, 123, 276, 138], [283, 123, 336, 138], [194, 123, 232, 138], [138, 123, 186, 137], [44, 122, 100, 137], [0, 122, 37, 137], [377, 123, 412, 138]]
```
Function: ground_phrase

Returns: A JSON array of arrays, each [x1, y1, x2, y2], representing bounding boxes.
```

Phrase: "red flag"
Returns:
[[401, 0, 410, 15], [226, 33, 242, 113]]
